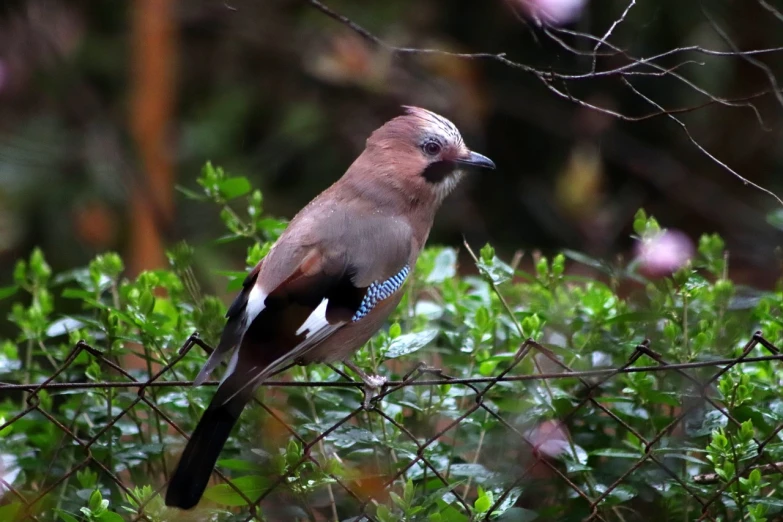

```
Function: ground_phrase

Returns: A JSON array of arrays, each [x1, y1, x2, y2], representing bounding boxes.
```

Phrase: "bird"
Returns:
[[164, 106, 495, 510]]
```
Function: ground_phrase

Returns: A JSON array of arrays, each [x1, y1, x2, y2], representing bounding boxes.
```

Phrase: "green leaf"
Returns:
[[55, 510, 79, 522], [214, 233, 245, 244], [535, 256, 549, 278], [389, 322, 402, 339], [552, 253, 565, 277], [376, 504, 395, 522], [0, 503, 22, 521], [97, 511, 125, 522], [768, 209, 783, 230], [76, 468, 98, 489], [30, 248, 52, 282], [491, 487, 523, 517], [203, 475, 271, 506], [479, 360, 498, 376], [426, 248, 457, 283], [740, 419, 755, 442], [590, 449, 641, 459], [652, 452, 706, 465], [385, 329, 438, 359], [687, 410, 728, 437], [562, 249, 608, 271], [328, 425, 380, 448], [46, 317, 86, 338], [61, 288, 97, 300], [88, 489, 104, 512], [602, 311, 669, 325], [476, 256, 514, 285], [448, 463, 499, 483], [389, 491, 405, 509], [176, 184, 207, 201], [645, 390, 681, 407], [403, 478, 414, 506], [474, 487, 493, 513], [286, 439, 302, 467], [435, 500, 469, 522], [139, 290, 155, 315], [13, 259, 26, 287], [480, 243, 495, 263], [217, 459, 259, 471], [496, 507, 539, 522], [0, 285, 18, 300], [598, 484, 637, 506], [218, 177, 252, 199], [474, 306, 490, 330], [633, 209, 648, 236]]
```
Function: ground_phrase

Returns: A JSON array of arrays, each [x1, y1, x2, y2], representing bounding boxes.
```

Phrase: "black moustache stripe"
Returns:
[[421, 160, 457, 184]]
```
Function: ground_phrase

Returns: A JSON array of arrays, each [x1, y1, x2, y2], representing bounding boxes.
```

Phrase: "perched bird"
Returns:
[[165, 106, 495, 510]]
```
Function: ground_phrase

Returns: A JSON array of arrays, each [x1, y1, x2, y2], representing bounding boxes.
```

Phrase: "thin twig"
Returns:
[[693, 461, 783, 484]]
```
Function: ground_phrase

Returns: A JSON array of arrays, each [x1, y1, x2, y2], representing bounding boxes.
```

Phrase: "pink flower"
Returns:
[[518, 0, 588, 25], [635, 229, 695, 277], [525, 420, 570, 458]]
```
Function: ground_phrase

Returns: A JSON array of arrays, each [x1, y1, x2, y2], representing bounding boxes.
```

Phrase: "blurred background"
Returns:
[[1, 0, 783, 319]]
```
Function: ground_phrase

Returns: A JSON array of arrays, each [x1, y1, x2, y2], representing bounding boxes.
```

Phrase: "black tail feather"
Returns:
[[165, 390, 250, 509]]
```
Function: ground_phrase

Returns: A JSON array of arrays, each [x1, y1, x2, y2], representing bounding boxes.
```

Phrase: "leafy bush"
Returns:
[[1, 164, 782, 522]]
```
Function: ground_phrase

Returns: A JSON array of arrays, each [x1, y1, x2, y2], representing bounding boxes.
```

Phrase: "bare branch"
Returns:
[[303, 0, 783, 206], [546, 26, 773, 129], [757, 0, 783, 24], [700, 4, 783, 111], [305, 0, 515, 65], [621, 77, 783, 207], [592, 0, 637, 73]]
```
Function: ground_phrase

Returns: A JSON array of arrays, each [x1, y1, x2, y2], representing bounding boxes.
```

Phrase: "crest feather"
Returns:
[[400, 106, 462, 145]]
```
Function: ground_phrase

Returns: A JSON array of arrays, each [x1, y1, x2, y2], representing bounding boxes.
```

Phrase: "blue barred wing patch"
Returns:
[[352, 265, 411, 322]]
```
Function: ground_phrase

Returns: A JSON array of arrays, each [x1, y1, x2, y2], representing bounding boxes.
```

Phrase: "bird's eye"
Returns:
[[423, 141, 442, 156]]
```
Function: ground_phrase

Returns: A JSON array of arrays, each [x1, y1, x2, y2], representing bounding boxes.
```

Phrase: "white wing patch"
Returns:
[[296, 298, 330, 337], [193, 284, 267, 387], [217, 302, 345, 406], [245, 285, 268, 323]]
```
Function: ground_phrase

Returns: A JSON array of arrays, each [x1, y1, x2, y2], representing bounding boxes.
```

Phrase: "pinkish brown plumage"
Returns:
[[165, 106, 494, 510]]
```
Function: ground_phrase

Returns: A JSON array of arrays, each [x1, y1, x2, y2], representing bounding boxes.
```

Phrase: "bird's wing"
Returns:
[[196, 205, 413, 397], [193, 262, 263, 386]]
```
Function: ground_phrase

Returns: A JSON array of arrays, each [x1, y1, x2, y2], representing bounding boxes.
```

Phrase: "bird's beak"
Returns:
[[456, 150, 496, 170]]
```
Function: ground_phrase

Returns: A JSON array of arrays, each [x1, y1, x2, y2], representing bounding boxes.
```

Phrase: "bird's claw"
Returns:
[[362, 374, 387, 389], [342, 360, 387, 409], [360, 374, 386, 409]]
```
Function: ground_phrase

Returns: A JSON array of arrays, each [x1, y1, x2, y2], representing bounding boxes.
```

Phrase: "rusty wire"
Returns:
[[0, 331, 781, 521]]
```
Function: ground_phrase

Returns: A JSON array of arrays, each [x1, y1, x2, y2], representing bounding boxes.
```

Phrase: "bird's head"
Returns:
[[362, 106, 495, 203]]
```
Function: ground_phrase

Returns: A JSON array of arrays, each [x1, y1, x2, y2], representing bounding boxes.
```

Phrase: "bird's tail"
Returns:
[[165, 374, 254, 510]]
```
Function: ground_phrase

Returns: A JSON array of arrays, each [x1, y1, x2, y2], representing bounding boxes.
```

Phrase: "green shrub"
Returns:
[[1, 164, 782, 522]]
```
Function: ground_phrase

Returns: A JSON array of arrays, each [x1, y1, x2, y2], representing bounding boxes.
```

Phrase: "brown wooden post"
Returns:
[[129, 0, 177, 275]]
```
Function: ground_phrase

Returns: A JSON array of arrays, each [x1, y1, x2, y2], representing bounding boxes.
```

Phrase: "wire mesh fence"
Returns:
[[1, 330, 782, 522]]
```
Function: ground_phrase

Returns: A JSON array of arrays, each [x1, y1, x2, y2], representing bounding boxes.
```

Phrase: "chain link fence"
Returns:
[[1, 330, 782, 521]]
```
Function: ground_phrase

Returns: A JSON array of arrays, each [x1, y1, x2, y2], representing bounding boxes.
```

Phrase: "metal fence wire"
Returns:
[[1, 331, 783, 522]]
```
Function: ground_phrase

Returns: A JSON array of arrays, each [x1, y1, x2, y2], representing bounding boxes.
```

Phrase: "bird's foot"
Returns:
[[343, 360, 386, 409], [360, 383, 382, 409], [362, 373, 387, 389]]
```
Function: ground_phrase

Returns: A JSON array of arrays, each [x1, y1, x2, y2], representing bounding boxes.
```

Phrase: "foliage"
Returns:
[[1, 166, 783, 521]]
